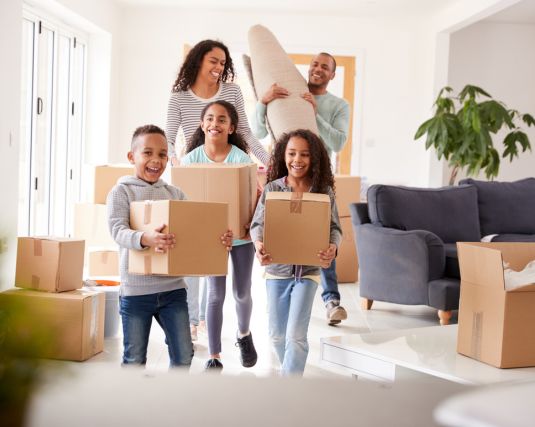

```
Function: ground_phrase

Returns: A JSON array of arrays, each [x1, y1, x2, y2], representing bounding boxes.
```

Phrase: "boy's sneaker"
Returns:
[[204, 358, 223, 371], [235, 332, 258, 368], [326, 300, 347, 326], [190, 324, 198, 342]]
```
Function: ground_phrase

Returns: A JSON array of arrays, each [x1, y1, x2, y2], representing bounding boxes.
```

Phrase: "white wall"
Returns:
[[0, 0, 22, 290], [448, 21, 535, 183], [114, 7, 441, 187]]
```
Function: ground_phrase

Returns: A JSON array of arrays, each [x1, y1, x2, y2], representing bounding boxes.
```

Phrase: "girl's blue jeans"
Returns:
[[266, 277, 318, 376]]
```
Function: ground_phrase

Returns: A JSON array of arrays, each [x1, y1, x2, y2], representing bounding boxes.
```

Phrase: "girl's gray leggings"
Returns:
[[206, 242, 255, 355]]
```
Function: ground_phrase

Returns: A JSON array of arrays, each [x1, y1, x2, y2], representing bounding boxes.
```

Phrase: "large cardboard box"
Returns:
[[88, 250, 119, 276], [73, 203, 116, 249], [336, 217, 359, 283], [0, 288, 105, 361], [264, 192, 330, 266], [171, 164, 257, 238], [457, 242, 535, 368], [334, 175, 361, 218], [90, 164, 135, 204], [129, 200, 228, 276], [15, 237, 85, 292]]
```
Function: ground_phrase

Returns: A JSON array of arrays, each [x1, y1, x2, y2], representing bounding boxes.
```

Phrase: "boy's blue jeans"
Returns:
[[120, 288, 193, 367], [266, 278, 318, 376], [320, 259, 340, 303]]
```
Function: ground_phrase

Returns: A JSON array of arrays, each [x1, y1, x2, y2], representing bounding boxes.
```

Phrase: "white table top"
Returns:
[[321, 325, 535, 385]]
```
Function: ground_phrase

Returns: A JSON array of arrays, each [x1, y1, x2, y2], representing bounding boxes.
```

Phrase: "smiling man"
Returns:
[[252, 52, 351, 326]]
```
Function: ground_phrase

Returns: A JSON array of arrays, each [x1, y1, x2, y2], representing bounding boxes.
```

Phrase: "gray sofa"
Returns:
[[350, 178, 535, 325]]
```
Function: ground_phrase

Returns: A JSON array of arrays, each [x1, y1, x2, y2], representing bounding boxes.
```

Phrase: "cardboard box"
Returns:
[[171, 164, 257, 238], [73, 203, 116, 249], [264, 192, 330, 266], [336, 217, 359, 283], [129, 200, 228, 276], [0, 288, 105, 361], [334, 175, 361, 218], [457, 242, 535, 368], [15, 237, 85, 292], [90, 164, 135, 204], [88, 250, 119, 276]]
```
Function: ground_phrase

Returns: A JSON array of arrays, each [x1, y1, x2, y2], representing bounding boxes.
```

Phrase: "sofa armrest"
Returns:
[[349, 202, 370, 225], [355, 224, 445, 306]]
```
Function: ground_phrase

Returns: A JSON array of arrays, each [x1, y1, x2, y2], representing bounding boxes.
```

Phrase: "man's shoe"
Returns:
[[235, 332, 258, 368], [326, 300, 347, 326], [204, 358, 223, 371]]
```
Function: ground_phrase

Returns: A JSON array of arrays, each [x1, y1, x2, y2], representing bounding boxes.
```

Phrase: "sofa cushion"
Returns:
[[367, 184, 481, 243], [460, 178, 535, 236]]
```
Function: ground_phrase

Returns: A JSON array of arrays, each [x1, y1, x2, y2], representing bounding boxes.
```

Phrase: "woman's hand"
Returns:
[[220, 229, 233, 251], [141, 224, 175, 253], [318, 243, 337, 268], [301, 92, 317, 114], [254, 241, 272, 266]]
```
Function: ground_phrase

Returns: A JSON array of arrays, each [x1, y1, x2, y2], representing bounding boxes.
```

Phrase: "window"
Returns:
[[19, 10, 87, 237]]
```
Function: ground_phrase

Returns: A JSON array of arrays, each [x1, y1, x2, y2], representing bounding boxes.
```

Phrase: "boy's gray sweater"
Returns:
[[107, 175, 187, 296], [250, 177, 342, 278]]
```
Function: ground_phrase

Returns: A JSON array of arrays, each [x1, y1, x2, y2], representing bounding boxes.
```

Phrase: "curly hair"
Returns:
[[267, 129, 335, 195], [185, 100, 249, 154], [172, 40, 235, 92]]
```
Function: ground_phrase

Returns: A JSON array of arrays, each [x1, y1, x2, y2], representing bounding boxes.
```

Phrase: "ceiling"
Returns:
[[115, 0, 462, 17]]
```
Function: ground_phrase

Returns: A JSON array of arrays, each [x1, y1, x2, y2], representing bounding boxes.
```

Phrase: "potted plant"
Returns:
[[414, 84, 535, 185]]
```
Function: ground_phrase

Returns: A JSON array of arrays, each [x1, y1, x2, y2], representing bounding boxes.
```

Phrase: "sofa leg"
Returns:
[[361, 298, 373, 310], [438, 310, 452, 325]]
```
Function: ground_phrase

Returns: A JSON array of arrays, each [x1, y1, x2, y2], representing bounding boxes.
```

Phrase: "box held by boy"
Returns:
[[129, 199, 228, 276], [171, 163, 257, 239], [264, 192, 330, 267], [0, 288, 105, 361], [15, 237, 85, 292], [457, 242, 535, 368]]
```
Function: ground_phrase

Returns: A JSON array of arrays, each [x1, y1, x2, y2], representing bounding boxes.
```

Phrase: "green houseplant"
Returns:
[[415, 85, 535, 185]]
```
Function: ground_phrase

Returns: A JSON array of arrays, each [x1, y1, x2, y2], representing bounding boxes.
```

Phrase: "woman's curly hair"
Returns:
[[172, 40, 235, 92], [186, 100, 249, 154], [267, 129, 335, 195]]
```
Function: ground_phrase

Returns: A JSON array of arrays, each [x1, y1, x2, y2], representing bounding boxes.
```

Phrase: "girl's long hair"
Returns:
[[172, 40, 235, 92], [186, 100, 249, 154], [267, 129, 335, 195]]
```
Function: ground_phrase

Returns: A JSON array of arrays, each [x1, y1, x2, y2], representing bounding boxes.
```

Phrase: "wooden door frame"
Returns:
[[288, 54, 355, 175]]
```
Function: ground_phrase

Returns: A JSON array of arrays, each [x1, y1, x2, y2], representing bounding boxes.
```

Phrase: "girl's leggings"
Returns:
[[206, 242, 255, 355]]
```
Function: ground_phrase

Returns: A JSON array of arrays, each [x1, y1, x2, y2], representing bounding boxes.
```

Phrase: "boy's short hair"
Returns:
[[131, 124, 166, 150]]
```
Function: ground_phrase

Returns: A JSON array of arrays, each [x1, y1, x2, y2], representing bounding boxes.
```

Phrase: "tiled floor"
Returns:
[[88, 259, 450, 379]]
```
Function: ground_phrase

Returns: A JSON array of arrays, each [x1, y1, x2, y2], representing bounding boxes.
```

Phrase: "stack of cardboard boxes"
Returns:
[[0, 237, 104, 361], [74, 165, 134, 275], [334, 176, 361, 283]]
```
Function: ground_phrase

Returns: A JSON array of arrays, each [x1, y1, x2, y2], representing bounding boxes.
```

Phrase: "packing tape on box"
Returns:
[[33, 239, 43, 256], [143, 201, 152, 225], [144, 255, 152, 274], [100, 251, 109, 264], [290, 192, 303, 214], [470, 311, 483, 360]]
